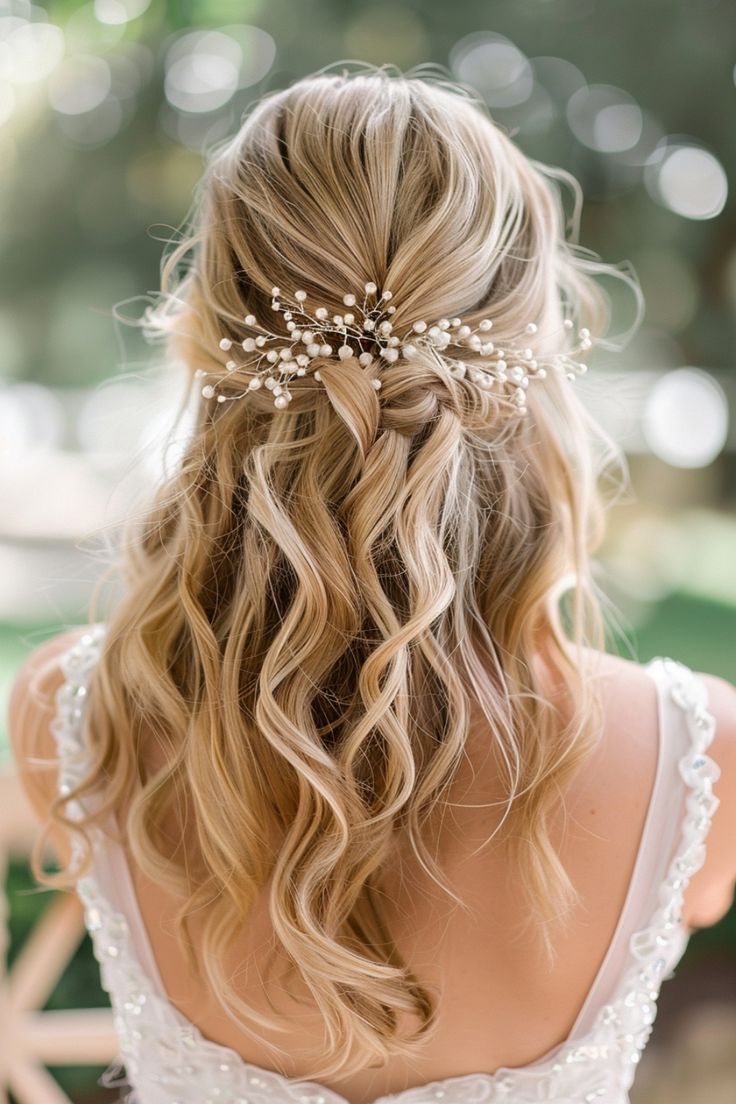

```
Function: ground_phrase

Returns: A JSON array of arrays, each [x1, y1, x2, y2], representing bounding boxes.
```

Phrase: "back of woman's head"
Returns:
[[39, 64, 640, 1079]]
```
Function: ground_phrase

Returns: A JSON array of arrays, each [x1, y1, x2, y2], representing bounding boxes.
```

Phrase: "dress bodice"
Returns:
[[50, 624, 722, 1104]]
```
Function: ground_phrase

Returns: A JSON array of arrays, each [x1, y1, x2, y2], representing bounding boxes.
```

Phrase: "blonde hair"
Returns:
[[34, 63, 641, 1080]]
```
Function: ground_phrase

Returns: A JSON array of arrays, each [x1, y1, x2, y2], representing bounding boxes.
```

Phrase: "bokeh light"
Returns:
[[48, 53, 112, 114], [567, 84, 643, 153], [646, 142, 728, 220], [163, 25, 275, 115], [0, 17, 65, 84], [643, 368, 729, 468], [94, 0, 153, 25], [450, 32, 534, 108], [0, 383, 66, 460]]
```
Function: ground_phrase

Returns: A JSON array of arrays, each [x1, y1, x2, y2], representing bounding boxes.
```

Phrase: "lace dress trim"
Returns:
[[51, 627, 721, 1104]]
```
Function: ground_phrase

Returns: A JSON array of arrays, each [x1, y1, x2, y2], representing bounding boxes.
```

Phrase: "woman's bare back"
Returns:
[[105, 646, 735, 1104]]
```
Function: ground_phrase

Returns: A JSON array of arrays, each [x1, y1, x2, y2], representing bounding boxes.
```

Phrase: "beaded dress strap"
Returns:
[[580, 656, 722, 1089], [49, 624, 109, 865]]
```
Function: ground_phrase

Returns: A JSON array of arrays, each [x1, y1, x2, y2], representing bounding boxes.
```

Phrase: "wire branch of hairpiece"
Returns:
[[195, 281, 594, 415]]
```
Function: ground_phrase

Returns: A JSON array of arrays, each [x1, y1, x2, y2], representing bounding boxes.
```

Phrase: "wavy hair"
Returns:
[[33, 63, 641, 1079]]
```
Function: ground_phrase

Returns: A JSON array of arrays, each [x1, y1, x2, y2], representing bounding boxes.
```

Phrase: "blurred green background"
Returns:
[[1, 0, 735, 1100]]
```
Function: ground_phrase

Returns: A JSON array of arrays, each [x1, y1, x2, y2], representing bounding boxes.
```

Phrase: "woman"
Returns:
[[9, 65, 736, 1104]]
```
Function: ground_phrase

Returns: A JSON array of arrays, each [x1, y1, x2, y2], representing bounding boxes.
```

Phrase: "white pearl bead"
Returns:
[[217, 394, 227, 402], [295, 290, 307, 301], [338, 344, 353, 359], [244, 314, 256, 326], [358, 352, 373, 366], [383, 290, 393, 299], [202, 385, 215, 398], [256, 336, 267, 347], [343, 294, 356, 306], [363, 319, 375, 331], [314, 370, 322, 381], [479, 319, 493, 331], [242, 338, 256, 352], [274, 394, 289, 408], [226, 359, 236, 370], [301, 331, 314, 343], [266, 350, 279, 363], [315, 307, 328, 319], [412, 320, 427, 333], [273, 385, 283, 396], [402, 344, 417, 358], [525, 322, 538, 334], [279, 348, 292, 360], [219, 338, 232, 350], [364, 281, 377, 294], [333, 314, 344, 326], [271, 286, 280, 296], [248, 377, 262, 390], [563, 318, 574, 330], [306, 343, 320, 356], [458, 325, 471, 338], [535, 367, 547, 378], [319, 344, 332, 356], [381, 347, 398, 362], [264, 377, 276, 389], [371, 378, 382, 389]]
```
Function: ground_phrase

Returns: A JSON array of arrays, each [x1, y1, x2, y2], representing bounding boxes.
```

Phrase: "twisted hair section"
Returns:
[[33, 63, 640, 1079]]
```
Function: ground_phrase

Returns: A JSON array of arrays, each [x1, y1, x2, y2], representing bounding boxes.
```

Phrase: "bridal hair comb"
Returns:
[[195, 282, 594, 416]]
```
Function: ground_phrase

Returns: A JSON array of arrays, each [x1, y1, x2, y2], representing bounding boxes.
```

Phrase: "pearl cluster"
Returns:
[[196, 282, 594, 415]]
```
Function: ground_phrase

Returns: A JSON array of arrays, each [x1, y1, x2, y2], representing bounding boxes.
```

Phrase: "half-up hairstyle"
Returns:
[[32, 63, 641, 1080]]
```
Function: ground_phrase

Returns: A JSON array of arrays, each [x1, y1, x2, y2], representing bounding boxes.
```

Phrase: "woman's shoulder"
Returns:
[[582, 646, 736, 929], [6, 623, 103, 862]]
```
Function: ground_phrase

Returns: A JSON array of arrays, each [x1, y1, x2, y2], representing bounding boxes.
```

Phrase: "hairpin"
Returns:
[[195, 282, 593, 416]]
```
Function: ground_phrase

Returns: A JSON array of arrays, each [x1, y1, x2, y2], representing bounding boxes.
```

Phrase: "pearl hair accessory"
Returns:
[[195, 282, 594, 415]]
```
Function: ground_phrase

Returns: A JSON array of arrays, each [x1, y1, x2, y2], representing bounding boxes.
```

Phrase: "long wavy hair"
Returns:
[[33, 64, 641, 1079]]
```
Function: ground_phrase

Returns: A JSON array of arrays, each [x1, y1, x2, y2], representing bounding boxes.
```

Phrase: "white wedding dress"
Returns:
[[51, 623, 722, 1104]]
